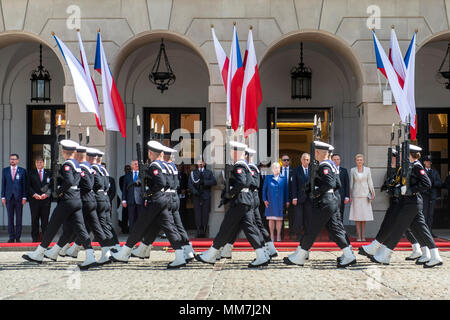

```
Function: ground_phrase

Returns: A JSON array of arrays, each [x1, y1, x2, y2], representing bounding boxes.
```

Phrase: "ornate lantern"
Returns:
[[149, 39, 176, 93], [291, 42, 312, 100], [437, 43, 450, 90], [30, 44, 51, 102]]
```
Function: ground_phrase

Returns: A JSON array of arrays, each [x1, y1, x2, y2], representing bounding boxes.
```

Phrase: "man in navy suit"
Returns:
[[2, 154, 27, 242], [291, 153, 312, 241], [280, 154, 295, 239], [122, 160, 144, 232], [331, 154, 350, 222]]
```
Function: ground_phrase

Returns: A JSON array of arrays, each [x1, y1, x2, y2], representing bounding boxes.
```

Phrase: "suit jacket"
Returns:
[[122, 171, 143, 205], [188, 168, 217, 200], [280, 166, 294, 201], [108, 176, 117, 203], [291, 165, 310, 204], [2, 166, 27, 201], [423, 168, 442, 200], [350, 166, 375, 198], [27, 168, 53, 203], [337, 167, 350, 202]]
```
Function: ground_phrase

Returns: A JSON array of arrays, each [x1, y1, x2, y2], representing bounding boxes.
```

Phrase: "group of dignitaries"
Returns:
[[20, 134, 443, 269]]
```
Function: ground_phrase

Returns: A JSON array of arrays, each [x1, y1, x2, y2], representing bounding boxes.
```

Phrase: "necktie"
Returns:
[[305, 168, 308, 178], [39, 169, 43, 182], [133, 171, 138, 182], [12, 167, 16, 181]]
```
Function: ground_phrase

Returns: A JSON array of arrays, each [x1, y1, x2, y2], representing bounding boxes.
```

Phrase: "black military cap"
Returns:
[[423, 155, 432, 162]]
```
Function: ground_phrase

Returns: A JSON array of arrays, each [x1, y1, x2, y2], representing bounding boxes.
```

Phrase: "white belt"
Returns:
[[165, 189, 176, 193], [97, 189, 104, 192], [241, 188, 249, 192], [70, 186, 79, 190], [326, 189, 334, 193]]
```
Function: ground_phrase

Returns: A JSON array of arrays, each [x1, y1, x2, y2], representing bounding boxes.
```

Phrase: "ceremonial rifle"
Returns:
[[381, 123, 396, 193], [401, 116, 412, 196], [219, 121, 233, 208], [135, 115, 148, 196], [309, 115, 321, 199], [52, 116, 66, 198]]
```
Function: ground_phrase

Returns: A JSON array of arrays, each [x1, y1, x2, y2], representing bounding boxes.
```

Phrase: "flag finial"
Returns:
[[415, 28, 418, 33], [98, 28, 101, 32], [76, 28, 80, 32], [51, 31, 55, 36], [391, 25, 395, 29], [211, 24, 214, 28], [233, 21, 236, 26], [249, 25, 253, 30]]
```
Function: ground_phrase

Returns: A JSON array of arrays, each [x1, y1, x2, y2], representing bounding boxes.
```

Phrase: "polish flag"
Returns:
[[53, 34, 101, 123], [211, 27, 229, 93], [226, 25, 245, 131], [373, 31, 410, 123], [77, 31, 103, 132], [94, 31, 126, 137], [239, 28, 262, 137]]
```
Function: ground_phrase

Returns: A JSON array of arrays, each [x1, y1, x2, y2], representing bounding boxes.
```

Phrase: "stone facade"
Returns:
[[0, 0, 449, 236]]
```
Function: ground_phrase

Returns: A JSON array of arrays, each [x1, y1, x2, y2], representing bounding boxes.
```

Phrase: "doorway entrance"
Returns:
[[143, 107, 206, 230], [267, 107, 333, 167], [417, 108, 449, 228]]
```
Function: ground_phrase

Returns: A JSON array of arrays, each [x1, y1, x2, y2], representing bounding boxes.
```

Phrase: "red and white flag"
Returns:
[[403, 32, 417, 139], [211, 27, 229, 93], [239, 28, 262, 137], [94, 31, 126, 137], [226, 25, 245, 131], [77, 31, 103, 132]]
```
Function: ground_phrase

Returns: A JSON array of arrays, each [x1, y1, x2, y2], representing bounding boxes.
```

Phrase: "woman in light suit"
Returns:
[[349, 154, 375, 241]]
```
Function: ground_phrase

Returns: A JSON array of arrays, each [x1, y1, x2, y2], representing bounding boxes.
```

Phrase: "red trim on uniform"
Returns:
[[64, 166, 70, 171], [420, 169, 425, 175], [323, 168, 329, 175], [153, 169, 159, 175], [237, 168, 243, 174]]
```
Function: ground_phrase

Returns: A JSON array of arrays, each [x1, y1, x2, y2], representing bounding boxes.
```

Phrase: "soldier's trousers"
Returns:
[[375, 198, 401, 243], [141, 193, 189, 246], [213, 203, 264, 250], [301, 193, 349, 251], [384, 196, 436, 250], [58, 201, 108, 247], [226, 201, 270, 245], [41, 199, 92, 249], [422, 194, 436, 230], [193, 196, 211, 230], [125, 194, 183, 250], [97, 200, 118, 246]]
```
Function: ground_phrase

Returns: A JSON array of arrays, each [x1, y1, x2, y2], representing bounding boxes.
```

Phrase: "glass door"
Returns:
[[27, 105, 65, 171], [417, 108, 449, 228]]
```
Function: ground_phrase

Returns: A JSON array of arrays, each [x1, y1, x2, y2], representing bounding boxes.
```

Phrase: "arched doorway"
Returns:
[[0, 32, 67, 229], [415, 32, 450, 228], [113, 31, 211, 232]]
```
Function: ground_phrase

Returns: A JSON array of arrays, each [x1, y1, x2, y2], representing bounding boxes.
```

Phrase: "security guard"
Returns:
[[283, 141, 356, 268], [371, 145, 443, 268], [110, 141, 186, 269], [131, 146, 195, 262], [195, 141, 269, 268], [22, 140, 97, 270], [219, 147, 278, 260]]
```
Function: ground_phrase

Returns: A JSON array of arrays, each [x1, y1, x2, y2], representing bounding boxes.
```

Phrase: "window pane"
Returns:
[[180, 114, 201, 133], [32, 110, 51, 135], [150, 114, 170, 134], [429, 138, 448, 160], [428, 114, 448, 134], [31, 144, 52, 169]]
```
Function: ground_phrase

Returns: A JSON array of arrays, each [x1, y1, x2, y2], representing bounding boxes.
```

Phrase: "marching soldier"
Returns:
[[131, 146, 195, 262], [195, 141, 270, 268], [219, 147, 278, 260], [370, 145, 443, 268], [22, 140, 97, 270], [110, 141, 186, 269], [55, 146, 113, 265], [283, 141, 356, 268]]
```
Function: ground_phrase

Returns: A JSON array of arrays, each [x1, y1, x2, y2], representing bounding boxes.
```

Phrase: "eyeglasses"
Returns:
[[282, 159, 290, 162]]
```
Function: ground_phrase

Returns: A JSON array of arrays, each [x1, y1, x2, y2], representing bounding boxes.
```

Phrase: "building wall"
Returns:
[[0, 0, 449, 236]]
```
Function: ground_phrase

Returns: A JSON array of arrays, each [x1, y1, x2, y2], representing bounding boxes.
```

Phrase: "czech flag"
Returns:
[[53, 34, 101, 126], [404, 32, 417, 139], [211, 26, 229, 93], [373, 31, 410, 123], [94, 31, 126, 138], [240, 28, 262, 137], [226, 25, 245, 131], [77, 31, 103, 132]]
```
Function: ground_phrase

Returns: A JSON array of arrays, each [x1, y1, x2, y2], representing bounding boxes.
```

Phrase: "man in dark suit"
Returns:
[[1, 154, 27, 242], [27, 156, 53, 242], [291, 153, 312, 241], [422, 155, 442, 235], [258, 162, 270, 231], [188, 159, 217, 237], [280, 154, 294, 239], [119, 165, 131, 233], [122, 160, 143, 232], [331, 154, 350, 222], [177, 162, 189, 227]]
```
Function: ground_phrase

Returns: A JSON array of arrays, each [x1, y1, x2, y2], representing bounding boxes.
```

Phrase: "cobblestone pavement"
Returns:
[[0, 250, 449, 300]]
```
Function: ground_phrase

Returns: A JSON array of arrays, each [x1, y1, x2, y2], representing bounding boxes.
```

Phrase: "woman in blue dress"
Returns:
[[262, 162, 289, 242]]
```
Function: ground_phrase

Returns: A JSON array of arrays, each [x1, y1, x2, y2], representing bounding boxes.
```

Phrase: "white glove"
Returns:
[[401, 186, 407, 195]]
